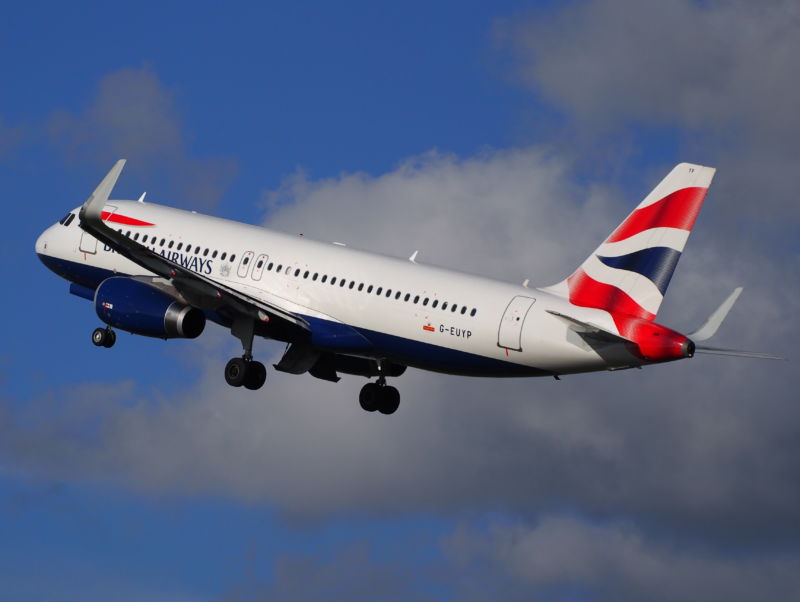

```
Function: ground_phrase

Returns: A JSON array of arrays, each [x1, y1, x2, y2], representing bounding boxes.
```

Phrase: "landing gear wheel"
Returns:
[[359, 382, 380, 412], [225, 357, 248, 387], [377, 386, 400, 415], [103, 329, 116, 348], [92, 327, 115, 348], [244, 361, 267, 390]]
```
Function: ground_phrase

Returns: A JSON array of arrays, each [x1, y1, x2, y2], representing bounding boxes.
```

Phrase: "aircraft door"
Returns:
[[237, 251, 254, 278], [79, 204, 116, 254], [498, 296, 536, 351], [251, 254, 269, 280]]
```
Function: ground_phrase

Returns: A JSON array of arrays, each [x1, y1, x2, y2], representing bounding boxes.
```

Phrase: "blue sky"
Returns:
[[2, 1, 799, 600]]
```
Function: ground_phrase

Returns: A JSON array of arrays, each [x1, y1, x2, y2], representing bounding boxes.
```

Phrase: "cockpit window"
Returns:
[[59, 213, 75, 226]]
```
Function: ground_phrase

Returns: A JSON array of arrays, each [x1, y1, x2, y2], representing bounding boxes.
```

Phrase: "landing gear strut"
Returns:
[[92, 327, 116, 348], [224, 316, 267, 390], [359, 374, 401, 415]]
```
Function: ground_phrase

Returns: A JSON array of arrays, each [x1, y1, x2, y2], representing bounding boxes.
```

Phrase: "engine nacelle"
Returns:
[[95, 277, 205, 339]]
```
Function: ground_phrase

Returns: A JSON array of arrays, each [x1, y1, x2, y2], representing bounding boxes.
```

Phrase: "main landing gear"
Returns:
[[224, 315, 267, 391], [224, 357, 267, 390], [359, 376, 401, 415], [92, 326, 116, 348]]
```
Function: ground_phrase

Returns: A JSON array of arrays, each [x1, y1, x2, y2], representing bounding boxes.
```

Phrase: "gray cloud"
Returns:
[[48, 66, 237, 209], [445, 516, 800, 602], [497, 0, 800, 224]]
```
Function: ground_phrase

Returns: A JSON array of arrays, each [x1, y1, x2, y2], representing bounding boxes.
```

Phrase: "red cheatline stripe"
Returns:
[[607, 187, 707, 243], [567, 269, 656, 321], [101, 211, 155, 227]]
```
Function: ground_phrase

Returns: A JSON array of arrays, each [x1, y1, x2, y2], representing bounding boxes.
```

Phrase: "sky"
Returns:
[[1, 0, 799, 600]]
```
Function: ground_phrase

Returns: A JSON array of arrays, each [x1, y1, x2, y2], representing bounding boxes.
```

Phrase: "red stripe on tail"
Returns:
[[607, 187, 707, 242], [567, 269, 656, 321]]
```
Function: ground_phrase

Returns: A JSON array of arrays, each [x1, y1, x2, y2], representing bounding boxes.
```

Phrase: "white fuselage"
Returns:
[[36, 200, 645, 377]]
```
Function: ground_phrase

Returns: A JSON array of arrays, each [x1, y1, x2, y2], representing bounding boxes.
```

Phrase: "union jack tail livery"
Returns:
[[548, 163, 716, 321]]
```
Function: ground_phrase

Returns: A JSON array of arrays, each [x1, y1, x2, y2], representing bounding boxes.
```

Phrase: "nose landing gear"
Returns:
[[91, 327, 116, 348]]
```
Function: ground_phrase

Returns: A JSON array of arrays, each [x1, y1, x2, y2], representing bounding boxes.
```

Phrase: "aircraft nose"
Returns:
[[35, 224, 55, 255]]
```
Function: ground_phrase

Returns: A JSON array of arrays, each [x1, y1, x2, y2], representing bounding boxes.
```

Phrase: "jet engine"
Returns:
[[94, 277, 205, 339]]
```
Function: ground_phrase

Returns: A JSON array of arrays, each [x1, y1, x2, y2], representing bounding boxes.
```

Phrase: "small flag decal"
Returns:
[[423, 324, 435, 332]]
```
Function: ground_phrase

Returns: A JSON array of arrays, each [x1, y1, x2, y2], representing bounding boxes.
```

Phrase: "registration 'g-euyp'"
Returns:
[[36, 161, 778, 415]]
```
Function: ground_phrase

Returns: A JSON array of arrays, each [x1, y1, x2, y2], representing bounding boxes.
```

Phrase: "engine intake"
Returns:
[[95, 277, 205, 339]]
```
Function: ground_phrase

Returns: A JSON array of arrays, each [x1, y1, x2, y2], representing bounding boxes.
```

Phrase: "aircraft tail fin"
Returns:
[[543, 163, 716, 320]]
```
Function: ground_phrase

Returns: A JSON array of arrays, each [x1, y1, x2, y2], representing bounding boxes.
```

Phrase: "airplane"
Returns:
[[35, 160, 779, 415]]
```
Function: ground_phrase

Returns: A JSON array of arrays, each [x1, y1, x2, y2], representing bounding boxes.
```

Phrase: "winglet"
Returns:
[[688, 287, 743, 342], [409, 250, 419, 263], [79, 159, 126, 224]]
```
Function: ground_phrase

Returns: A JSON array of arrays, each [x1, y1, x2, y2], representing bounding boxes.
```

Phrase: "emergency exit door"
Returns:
[[497, 296, 536, 351]]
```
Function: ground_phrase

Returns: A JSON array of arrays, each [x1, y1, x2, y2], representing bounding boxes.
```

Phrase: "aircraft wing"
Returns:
[[78, 160, 309, 333]]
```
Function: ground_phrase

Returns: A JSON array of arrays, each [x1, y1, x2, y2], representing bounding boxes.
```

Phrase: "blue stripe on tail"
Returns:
[[597, 247, 681, 295]]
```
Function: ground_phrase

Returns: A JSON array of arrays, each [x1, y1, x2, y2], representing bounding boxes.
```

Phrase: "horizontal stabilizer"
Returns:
[[694, 345, 783, 360], [689, 287, 742, 342], [546, 310, 631, 343]]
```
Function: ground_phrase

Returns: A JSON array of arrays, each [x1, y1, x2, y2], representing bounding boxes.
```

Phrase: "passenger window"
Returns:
[[321, 275, 327, 283], [442, 302, 448, 310], [340, 280, 346, 287], [134, 233, 140, 241], [160, 238, 165, 246], [413, 295, 419, 304], [194, 246, 200, 255], [331, 277, 337, 285], [349, 281, 355, 289], [358, 283, 364, 291], [212, 250, 218, 258], [168, 240, 174, 248], [267, 262, 273, 271], [230, 254, 236, 262], [432, 300, 438, 308], [294, 269, 300, 277], [185, 244, 191, 252], [404, 293, 410, 302], [142, 235, 149, 243], [243, 256, 250, 265], [423, 298, 429, 306], [470, 308, 477, 317], [386, 289, 392, 297], [451, 304, 458, 312], [221, 252, 227, 260], [277, 264, 282, 272], [127, 231, 132, 238], [256, 259, 263, 268], [313, 273, 318, 281], [176, 242, 182, 250], [395, 292, 401, 299], [376, 287, 382, 295], [203, 248, 209, 257], [367, 285, 373, 293], [303, 271, 309, 279], [461, 306, 467, 315]]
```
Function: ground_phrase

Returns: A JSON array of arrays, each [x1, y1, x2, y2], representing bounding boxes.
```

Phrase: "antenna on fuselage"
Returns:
[[137, 192, 147, 203]]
